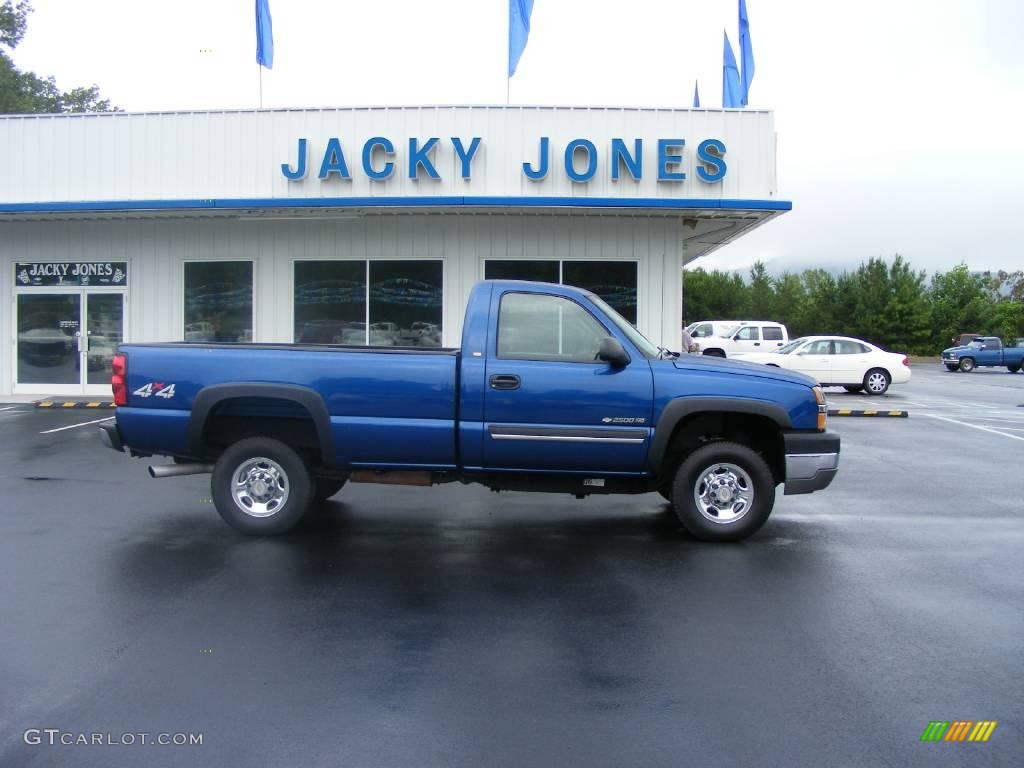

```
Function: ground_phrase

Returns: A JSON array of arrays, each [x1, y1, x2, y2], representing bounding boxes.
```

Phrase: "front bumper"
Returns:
[[99, 421, 124, 452], [783, 431, 840, 495]]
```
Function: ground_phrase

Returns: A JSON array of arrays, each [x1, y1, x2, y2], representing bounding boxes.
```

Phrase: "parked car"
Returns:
[[941, 337, 1024, 373], [734, 335, 911, 395], [100, 280, 839, 543], [695, 321, 789, 358]]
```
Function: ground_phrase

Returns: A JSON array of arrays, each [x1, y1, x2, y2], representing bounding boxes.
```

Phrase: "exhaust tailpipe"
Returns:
[[149, 463, 215, 479]]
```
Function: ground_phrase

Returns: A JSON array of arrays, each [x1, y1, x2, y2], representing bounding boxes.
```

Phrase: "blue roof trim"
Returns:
[[0, 196, 792, 214]]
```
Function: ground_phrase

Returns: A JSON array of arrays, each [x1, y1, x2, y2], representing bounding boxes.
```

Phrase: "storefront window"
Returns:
[[563, 261, 638, 324], [484, 260, 638, 324], [484, 260, 559, 284], [369, 261, 443, 347], [184, 262, 253, 343], [294, 261, 367, 344], [293, 260, 443, 347]]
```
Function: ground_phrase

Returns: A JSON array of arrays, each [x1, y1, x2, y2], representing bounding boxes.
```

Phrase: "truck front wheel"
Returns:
[[671, 442, 775, 542], [958, 357, 975, 372], [211, 437, 313, 535]]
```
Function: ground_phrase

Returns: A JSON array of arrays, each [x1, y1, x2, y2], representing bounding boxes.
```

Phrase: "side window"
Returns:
[[836, 340, 868, 354], [762, 326, 784, 341], [806, 340, 834, 355], [735, 326, 760, 341], [497, 293, 607, 362], [693, 323, 712, 338]]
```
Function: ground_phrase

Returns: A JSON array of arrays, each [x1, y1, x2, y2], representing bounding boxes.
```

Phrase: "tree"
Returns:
[[0, 1, 117, 114], [747, 261, 775, 318], [682, 268, 748, 322], [929, 265, 991, 346]]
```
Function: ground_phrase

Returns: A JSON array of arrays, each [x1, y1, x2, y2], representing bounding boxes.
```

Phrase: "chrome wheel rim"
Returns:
[[693, 462, 754, 524], [866, 372, 888, 393], [232, 457, 289, 517], [961, 359, 974, 372]]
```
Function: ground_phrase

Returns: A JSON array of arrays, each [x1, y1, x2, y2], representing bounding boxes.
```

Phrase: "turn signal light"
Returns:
[[111, 354, 127, 406], [812, 385, 827, 431]]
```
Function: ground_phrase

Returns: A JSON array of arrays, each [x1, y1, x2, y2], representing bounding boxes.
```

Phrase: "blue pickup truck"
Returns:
[[941, 337, 1024, 373], [100, 280, 839, 542]]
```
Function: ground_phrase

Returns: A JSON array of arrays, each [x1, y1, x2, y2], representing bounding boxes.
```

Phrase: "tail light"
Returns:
[[902, 357, 909, 367], [111, 354, 127, 406]]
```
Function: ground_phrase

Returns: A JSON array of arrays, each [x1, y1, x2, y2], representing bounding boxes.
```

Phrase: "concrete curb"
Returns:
[[36, 401, 115, 409], [827, 408, 908, 418]]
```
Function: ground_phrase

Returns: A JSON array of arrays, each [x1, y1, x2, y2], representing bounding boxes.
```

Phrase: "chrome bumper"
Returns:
[[784, 452, 839, 495]]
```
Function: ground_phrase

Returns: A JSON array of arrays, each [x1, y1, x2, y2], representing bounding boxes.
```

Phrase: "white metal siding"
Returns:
[[0, 106, 777, 204], [0, 214, 682, 395]]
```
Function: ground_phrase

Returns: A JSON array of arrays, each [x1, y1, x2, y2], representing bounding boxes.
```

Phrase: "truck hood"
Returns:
[[942, 345, 976, 355], [673, 355, 817, 387]]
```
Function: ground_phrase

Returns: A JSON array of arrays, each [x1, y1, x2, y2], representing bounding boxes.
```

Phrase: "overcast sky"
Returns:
[[11, 0, 1024, 274]]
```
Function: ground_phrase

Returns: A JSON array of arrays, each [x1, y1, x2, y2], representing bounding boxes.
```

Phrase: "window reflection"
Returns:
[[294, 261, 367, 344], [184, 262, 253, 342], [369, 262, 443, 347]]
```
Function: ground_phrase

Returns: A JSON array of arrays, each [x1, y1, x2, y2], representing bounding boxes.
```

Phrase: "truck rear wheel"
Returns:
[[211, 437, 313, 535], [671, 442, 775, 542], [1008, 363, 1022, 373]]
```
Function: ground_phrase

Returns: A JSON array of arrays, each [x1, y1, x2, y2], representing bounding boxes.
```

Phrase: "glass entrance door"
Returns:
[[15, 291, 125, 396]]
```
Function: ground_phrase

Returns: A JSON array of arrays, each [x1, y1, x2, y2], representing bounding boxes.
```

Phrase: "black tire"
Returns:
[[844, 385, 863, 393], [703, 349, 726, 358], [211, 437, 313, 535], [863, 368, 890, 395], [658, 487, 673, 503], [670, 441, 775, 542], [313, 476, 348, 504], [944, 364, 958, 372], [1008, 364, 1022, 374], [958, 357, 975, 373]]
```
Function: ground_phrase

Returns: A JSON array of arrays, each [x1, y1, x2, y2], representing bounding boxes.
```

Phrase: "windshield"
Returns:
[[776, 338, 808, 354], [587, 294, 659, 359]]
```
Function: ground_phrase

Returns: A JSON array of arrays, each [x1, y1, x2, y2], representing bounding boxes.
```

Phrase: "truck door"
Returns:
[[482, 291, 653, 474], [729, 326, 762, 356]]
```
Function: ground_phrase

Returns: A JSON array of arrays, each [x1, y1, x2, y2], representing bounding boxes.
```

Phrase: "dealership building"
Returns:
[[0, 105, 789, 397]]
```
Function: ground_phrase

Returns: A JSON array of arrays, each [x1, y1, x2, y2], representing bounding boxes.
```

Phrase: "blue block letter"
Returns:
[[318, 138, 351, 180], [696, 139, 727, 182], [564, 139, 597, 183], [281, 138, 308, 181], [611, 138, 642, 181], [408, 137, 441, 180], [658, 139, 686, 181], [451, 137, 482, 179], [523, 137, 550, 180], [362, 137, 395, 180]]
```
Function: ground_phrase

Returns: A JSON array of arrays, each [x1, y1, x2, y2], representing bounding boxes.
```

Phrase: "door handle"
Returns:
[[489, 374, 521, 390]]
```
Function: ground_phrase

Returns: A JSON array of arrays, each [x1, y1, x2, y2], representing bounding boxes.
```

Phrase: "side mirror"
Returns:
[[597, 337, 630, 368]]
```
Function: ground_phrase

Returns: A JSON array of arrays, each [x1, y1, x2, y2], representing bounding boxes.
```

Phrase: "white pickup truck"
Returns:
[[686, 320, 790, 358]]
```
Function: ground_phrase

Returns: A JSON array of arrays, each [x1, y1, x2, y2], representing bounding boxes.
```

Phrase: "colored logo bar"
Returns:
[[921, 721, 997, 742]]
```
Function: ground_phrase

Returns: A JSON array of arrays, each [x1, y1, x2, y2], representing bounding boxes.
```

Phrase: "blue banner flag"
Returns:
[[693, 80, 700, 108], [508, 0, 534, 78], [739, 0, 755, 105], [256, 0, 274, 69], [722, 31, 742, 108]]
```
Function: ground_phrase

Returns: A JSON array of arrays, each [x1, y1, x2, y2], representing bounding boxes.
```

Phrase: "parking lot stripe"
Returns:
[[0, 406, 19, 412], [40, 416, 115, 435], [923, 413, 1024, 442]]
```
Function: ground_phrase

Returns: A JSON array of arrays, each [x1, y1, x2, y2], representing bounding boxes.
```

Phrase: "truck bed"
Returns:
[[115, 342, 460, 468]]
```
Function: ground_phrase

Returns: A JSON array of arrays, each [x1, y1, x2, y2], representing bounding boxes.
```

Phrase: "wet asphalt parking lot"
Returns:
[[1, 364, 1022, 767]]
